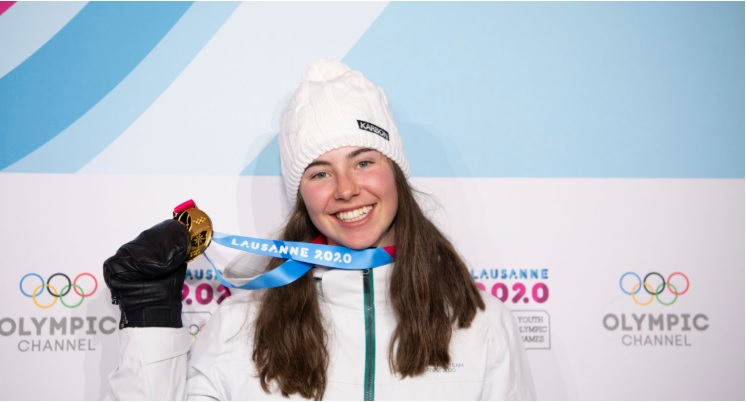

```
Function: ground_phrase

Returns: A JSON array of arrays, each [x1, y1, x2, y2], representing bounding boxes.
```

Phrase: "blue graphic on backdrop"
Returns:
[[0, 1, 240, 173], [0, 2, 192, 170], [341, 1, 744, 179], [0, 2, 87, 77], [1, 2, 743, 179]]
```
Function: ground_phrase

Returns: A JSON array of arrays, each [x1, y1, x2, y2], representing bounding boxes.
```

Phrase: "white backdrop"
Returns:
[[1, 1, 743, 400]]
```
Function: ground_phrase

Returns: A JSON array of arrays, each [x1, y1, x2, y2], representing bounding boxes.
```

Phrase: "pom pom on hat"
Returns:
[[279, 59, 409, 205]]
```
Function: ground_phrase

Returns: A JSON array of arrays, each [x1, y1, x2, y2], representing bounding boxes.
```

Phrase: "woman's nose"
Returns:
[[334, 172, 359, 200]]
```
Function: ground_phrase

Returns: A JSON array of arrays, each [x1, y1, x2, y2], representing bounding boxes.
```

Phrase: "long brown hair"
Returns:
[[252, 163, 485, 400]]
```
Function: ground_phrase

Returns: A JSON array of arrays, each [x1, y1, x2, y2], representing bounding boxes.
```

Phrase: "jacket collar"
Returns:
[[312, 263, 393, 309]]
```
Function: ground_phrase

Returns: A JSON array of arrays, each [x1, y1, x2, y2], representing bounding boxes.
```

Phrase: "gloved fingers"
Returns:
[[104, 257, 184, 284], [106, 262, 187, 296], [127, 219, 190, 269], [103, 219, 190, 282]]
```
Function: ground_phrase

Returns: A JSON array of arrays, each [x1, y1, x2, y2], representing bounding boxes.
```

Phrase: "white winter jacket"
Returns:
[[108, 263, 536, 400]]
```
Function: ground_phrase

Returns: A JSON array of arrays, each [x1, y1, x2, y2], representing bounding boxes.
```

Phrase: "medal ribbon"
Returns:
[[206, 232, 395, 290]]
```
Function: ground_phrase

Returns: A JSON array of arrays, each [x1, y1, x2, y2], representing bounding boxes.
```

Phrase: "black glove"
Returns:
[[103, 219, 189, 329]]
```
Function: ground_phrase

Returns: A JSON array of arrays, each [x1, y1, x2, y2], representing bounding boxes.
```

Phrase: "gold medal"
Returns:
[[173, 202, 213, 262]]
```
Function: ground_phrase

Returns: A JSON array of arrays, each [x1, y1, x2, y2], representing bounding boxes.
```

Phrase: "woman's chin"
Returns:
[[329, 236, 377, 250], [337, 241, 374, 250], [327, 228, 394, 250]]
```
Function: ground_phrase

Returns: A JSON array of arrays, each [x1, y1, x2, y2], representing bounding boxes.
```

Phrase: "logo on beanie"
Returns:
[[357, 120, 389, 141]]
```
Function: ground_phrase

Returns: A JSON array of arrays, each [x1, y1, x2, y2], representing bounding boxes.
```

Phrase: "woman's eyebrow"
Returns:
[[304, 160, 330, 172], [347, 147, 377, 158], [304, 148, 378, 172]]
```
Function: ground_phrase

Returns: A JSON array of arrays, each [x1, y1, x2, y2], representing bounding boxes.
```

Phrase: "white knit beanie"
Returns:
[[279, 59, 409, 205]]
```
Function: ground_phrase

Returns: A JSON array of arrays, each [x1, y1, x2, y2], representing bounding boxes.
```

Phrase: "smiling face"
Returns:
[[299, 146, 398, 250]]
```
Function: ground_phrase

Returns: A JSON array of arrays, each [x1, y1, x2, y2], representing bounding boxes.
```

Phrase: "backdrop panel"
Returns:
[[1, 1, 743, 400]]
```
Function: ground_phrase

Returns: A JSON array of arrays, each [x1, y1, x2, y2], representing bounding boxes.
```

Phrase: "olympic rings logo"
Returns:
[[189, 323, 205, 337], [619, 272, 689, 306], [19, 273, 99, 309]]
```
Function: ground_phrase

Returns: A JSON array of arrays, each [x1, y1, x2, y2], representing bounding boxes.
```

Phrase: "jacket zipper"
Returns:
[[363, 269, 376, 401]]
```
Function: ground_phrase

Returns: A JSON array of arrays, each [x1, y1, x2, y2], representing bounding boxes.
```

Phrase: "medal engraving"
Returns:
[[173, 207, 213, 262]]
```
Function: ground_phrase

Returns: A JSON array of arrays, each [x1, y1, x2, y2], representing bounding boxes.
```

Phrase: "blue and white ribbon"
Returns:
[[205, 232, 394, 290]]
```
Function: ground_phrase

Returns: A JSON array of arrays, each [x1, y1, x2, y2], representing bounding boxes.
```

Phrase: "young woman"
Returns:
[[104, 59, 535, 400]]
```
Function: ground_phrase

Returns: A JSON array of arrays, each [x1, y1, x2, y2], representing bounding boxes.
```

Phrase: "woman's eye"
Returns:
[[358, 160, 372, 168], [310, 171, 327, 180]]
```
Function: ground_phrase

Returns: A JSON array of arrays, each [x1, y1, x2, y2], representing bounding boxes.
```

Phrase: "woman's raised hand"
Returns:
[[103, 220, 190, 329]]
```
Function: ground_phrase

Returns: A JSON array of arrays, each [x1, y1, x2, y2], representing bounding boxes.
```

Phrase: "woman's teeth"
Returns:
[[336, 205, 373, 222]]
